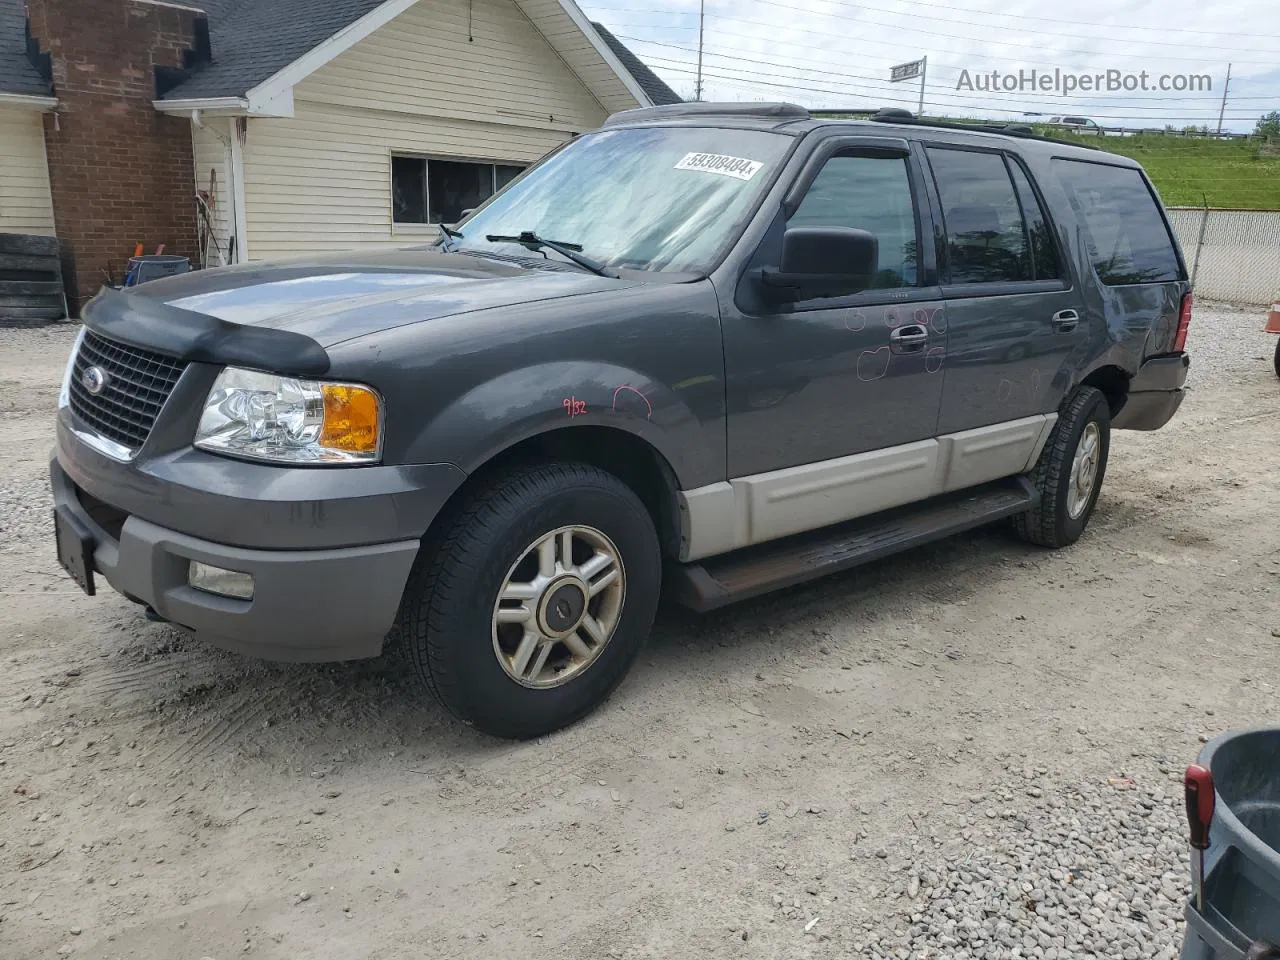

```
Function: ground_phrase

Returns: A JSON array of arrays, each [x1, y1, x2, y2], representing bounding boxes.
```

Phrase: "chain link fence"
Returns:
[[1166, 208, 1280, 305]]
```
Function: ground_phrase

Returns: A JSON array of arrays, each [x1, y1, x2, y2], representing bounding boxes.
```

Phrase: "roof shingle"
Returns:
[[161, 0, 390, 100], [0, 0, 53, 97], [591, 22, 681, 106], [0, 0, 678, 107]]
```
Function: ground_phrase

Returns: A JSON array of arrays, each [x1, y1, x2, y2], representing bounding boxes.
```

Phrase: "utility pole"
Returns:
[[695, 0, 705, 101], [1217, 63, 1231, 135], [918, 55, 927, 116]]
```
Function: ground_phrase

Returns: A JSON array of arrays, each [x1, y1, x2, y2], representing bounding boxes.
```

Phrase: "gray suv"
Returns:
[[51, 103, 1192, 738]]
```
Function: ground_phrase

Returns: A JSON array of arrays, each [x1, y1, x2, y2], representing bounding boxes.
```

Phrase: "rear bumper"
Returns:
[[1112, 353, 1190, 431], [52, 456, 421, 661]]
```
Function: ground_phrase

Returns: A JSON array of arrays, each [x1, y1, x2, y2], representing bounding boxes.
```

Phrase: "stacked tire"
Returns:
[[0, 233, 68, 328]]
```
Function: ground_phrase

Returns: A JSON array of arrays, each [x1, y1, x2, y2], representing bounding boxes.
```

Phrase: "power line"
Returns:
[[744, 0, 1280, 57], [585, 0, 1280, 40], [610, 18, 1267, 82], [591, 4, 1280, 66], [650, 61, 1264, 120], [626, 37, 1273, 111], [624, 35, 1259, 103], [766, 0, 1280, 41], [691, 6, 1280, 68]]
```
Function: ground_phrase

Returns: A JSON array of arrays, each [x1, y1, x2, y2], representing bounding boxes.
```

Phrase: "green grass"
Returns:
[[1031, 130, 1280, 210]]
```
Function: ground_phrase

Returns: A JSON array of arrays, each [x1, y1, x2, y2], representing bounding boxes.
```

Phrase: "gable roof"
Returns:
[[161, 0, 390, 101], [0, 0, 53, 98], [591, 23, 680, 106], [156, 0, 674, 110]]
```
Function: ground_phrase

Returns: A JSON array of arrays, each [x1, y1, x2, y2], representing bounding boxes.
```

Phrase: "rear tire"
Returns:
[[1273, 337, 1279, 379], [1014, 386, 1111, 548], [399, 461, 661, 739]]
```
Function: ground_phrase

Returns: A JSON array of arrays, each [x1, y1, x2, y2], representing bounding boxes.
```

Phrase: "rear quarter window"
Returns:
[[1051, 159, 1183, 285]]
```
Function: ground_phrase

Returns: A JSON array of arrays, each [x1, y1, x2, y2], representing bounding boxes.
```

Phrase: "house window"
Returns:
[[391, 156, 525, 225]]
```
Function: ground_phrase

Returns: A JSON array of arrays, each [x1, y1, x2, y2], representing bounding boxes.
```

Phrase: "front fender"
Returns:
[[401, 361, 720, 486]]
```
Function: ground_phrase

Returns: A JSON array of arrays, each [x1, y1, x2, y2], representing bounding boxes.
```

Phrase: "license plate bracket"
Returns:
[[54, 506, 96, 596]]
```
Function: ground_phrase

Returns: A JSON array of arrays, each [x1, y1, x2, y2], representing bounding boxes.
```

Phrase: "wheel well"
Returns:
[[1080, 365, 1130, 417], [426, 427, 683, 558]]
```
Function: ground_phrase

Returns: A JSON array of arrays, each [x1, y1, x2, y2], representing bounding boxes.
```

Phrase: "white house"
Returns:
[[159, 0, 679, 264], [0, 0, 56, 237], [0, 0, 678, 302]]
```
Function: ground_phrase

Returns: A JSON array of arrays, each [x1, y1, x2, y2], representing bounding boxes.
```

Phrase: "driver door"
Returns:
[[719, 138, 947, 545]]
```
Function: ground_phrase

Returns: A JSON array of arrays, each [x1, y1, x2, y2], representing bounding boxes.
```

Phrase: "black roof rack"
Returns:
[[603, 101, 811, 127], [862, 108, 1100, 149]]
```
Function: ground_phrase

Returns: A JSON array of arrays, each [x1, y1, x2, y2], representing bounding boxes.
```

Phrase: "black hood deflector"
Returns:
[[81, 287, 330, 377]]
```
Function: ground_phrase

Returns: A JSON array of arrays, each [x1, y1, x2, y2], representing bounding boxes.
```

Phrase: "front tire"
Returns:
[[400, 462, 661, 739], [1272, 337, 1279, 379], [1014, 386, 1111, 548]]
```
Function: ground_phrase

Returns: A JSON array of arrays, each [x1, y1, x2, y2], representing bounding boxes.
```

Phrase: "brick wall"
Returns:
[[26, 0, 203, 312]]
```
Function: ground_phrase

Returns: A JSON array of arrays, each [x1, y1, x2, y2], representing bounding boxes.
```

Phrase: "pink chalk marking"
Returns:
[[612, 385, 653, 421], [563, 396, 587, 418], [857, 346, 891, 382], [914, 306, 943, 328]]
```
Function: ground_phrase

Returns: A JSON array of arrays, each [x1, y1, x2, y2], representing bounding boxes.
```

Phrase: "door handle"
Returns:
[[889, 324, 930, 348], [1051, 309, 1080, 332]]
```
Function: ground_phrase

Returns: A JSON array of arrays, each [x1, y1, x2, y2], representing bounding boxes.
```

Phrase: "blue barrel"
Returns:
[[125, 255, 190, 286]]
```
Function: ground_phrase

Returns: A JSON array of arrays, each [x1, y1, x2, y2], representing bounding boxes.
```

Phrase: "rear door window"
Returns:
[[1007, 160, 1062, 281], [926, 147, 1032, 284], [1051, 159, 1182, 285], [789, 154, 919, 289]]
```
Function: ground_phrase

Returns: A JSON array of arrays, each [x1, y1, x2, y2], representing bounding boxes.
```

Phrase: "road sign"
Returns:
[[890, 59, 924, 83]]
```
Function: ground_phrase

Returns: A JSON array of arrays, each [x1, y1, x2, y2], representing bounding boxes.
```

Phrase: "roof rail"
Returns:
[[860, 109, 1100, 149], [603, 101, 811, 127]]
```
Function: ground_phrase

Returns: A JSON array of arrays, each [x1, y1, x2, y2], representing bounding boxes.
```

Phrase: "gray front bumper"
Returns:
[[52, 458, 421, 661]]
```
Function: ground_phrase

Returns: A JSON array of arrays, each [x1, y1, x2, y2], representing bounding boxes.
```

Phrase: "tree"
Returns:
[[1256, 111, 1280, 138]]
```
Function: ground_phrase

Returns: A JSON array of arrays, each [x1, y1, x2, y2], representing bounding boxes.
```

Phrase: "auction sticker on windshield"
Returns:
[[674, 153, 764, 181]]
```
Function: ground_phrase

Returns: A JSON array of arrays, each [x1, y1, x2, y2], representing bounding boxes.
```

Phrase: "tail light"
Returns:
[[1174, 292, 1193, 352]]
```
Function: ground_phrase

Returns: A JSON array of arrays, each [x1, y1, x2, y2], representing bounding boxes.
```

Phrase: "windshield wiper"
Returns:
[[437, 222, 464, 251], [484, 231, 619, 278]]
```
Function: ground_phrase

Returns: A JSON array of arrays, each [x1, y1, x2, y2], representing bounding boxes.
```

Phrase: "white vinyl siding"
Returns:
[[0, 107, 55, 236], [239, 0, 616, 260], [513, 0, 642, 114], [301, 0, 607, 132], [242, 102, 568, 258], [191, 119, 233, 266]]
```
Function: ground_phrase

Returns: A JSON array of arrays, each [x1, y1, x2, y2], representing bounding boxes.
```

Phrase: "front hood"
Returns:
[[127, 247, 633, 347]]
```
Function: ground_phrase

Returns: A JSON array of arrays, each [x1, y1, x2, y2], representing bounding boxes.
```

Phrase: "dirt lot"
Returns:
[[2, 305, 1278, 960]]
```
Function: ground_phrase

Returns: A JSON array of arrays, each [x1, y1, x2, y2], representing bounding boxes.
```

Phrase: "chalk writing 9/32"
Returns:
[[563, 396, 587, 418]]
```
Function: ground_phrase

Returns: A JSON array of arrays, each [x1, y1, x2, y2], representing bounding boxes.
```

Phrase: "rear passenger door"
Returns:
[[925, 146, 1084, 436]]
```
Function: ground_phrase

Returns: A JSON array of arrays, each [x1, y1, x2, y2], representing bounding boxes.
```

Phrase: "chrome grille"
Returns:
[[68, 330, 187, 454]]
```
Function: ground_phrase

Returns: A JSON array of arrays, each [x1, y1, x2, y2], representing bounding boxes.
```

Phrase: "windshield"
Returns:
[[451, 126, 792, 274]]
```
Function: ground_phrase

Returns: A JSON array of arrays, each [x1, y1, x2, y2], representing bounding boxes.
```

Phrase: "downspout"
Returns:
[[229, 117, 250, 263], [189, 110, 247, 264], [191, 110, 249, 264]]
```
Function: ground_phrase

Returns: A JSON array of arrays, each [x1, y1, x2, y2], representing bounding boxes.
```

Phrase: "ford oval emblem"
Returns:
[[81, 365, 108, 395]]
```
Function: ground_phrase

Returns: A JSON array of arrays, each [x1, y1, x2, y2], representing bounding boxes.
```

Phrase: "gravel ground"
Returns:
[[1, 302, 1278, 960]]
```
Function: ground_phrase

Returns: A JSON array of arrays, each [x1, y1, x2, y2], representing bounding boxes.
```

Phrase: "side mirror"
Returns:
[[760, 226, 878, 302]]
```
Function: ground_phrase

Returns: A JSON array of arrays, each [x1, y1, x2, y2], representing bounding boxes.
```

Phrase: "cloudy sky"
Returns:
[[581, 0, 1280, 132]]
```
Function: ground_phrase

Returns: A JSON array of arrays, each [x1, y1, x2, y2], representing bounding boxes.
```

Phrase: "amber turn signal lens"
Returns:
[[319, 384, 381, 455]]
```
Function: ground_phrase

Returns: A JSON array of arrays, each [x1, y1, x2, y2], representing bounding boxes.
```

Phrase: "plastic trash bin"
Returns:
[[1181, 728, 1280, 959], [126, 255, 189, 286]]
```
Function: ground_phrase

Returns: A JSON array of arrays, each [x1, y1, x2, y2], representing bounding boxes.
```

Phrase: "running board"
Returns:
[[666, 477, 1038, 612]]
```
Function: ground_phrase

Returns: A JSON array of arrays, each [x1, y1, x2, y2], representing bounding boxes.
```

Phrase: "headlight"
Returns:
[[58, 326, 87, 409], [194, 367, 382, 465]]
